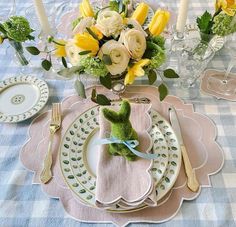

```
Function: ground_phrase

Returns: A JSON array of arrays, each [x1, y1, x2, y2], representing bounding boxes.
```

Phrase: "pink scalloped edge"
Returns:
[[20, 85, 224, 226]]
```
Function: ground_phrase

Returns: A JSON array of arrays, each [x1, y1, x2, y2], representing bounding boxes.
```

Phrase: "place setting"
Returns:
[[1, 0, 235, 226]]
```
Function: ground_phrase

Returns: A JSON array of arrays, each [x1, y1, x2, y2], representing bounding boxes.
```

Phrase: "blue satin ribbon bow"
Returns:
[[95, 137, 160, 160]]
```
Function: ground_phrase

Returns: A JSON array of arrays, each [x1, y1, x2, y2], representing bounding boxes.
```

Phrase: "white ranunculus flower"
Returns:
[[119, 28, 146, 60], [99, 40, 130, 75], [65, 39, 83, 66], [72, 17, 94, 35], [95, 10, 123, 37]]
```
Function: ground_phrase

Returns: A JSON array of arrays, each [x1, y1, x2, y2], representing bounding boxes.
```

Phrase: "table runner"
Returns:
[[0, 0, 236, 227]]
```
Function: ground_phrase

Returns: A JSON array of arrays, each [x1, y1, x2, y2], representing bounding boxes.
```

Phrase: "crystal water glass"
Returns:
[[174, 38, 215, 99]]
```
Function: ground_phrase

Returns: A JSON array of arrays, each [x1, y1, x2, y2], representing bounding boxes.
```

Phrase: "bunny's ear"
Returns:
[[103, 108, 120, 123], [119, 100, 131, 121]]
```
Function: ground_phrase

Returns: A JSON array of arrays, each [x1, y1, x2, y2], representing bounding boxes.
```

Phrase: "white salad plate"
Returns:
[[59, 104, 181, 213], [0, 75, 49, 123]]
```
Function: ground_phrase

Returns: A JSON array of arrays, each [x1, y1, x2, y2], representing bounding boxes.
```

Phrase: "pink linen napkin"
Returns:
[[95, 103, 157, 209]]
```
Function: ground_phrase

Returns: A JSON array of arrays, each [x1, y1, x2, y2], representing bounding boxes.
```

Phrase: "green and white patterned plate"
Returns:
[[60, 104, 181, 212], [0, 75, 49, 123], [150, 110, 181, 201]]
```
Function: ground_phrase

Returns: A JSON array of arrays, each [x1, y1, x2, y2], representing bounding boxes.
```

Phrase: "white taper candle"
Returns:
[[176, 0, 190, 33], [33, 0, 53, 36]]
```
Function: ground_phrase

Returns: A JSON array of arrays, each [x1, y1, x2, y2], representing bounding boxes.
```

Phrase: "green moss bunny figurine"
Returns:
[[102, 100, 138, 161]]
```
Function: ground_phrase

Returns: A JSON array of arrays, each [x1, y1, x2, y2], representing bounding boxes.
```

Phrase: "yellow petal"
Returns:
[[79, 4, 86, 18], [90, 25, 103, 40], [133, 67, 145, 77], [131, 3, 149, 25], [223, 7, 235, 15], [148, 9, 161, 30], [74, 33, 99, 54], [54, 39, 67, 57], [80, 0, 94, 18], [135, 59, 151, 67], [125, 70, 136, 85], [149, 10, 170, 35]]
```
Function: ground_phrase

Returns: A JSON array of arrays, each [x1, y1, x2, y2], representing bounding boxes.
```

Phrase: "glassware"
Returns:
[[0, 0, 16, 22], [207, 34, 236, 97], [173, 37, 215, 99]]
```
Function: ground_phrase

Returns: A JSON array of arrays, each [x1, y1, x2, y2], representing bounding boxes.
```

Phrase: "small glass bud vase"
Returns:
[[8, 40, 29, 66]]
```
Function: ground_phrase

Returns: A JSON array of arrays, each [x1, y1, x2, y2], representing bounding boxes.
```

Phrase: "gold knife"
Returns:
[[169, 106, 200, 192]]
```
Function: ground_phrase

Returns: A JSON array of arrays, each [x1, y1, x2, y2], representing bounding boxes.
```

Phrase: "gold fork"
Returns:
[[40, 103, 62, 184]]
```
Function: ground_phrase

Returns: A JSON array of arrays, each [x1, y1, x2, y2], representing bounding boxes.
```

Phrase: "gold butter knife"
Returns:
[[169, 106, 200, 192]]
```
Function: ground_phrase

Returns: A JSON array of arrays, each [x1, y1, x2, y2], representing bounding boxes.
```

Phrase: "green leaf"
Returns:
[[109, 0, 119, 12], [96, 94, 111, 105], [72, 17, 82, 30], [74, 79, 86, 98], [91, 88, 97, 102], [57, 66, 85, 77], [102, 54, 112, 65], [158, 83, 168, 101], [41, 59, 52, 71], [196, 11, 213, 34], [26, 46, 40, 55], [148, 70, 157, 85], [99, 74, 112, 89], [127, 24, 134, 29], [0, 23, 6, 34], [62, 57, 67, 68], [86, 27, 99, 40], [163, 69, 179, 78], [79, 50, 91, 55]]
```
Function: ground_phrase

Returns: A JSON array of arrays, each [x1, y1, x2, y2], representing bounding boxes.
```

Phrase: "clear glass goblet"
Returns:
[[207, 33, 236, 96]]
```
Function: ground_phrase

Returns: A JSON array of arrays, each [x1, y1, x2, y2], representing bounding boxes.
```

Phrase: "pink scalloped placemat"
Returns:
[[20, 85, 224, 226]]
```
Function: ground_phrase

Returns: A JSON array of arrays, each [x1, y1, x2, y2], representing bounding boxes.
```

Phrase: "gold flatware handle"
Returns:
[[181, 145, 200, 192], [40, 133, 54, 184]]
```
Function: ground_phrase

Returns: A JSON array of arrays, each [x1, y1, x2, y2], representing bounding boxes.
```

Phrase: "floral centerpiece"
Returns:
[[197, 0, 236, 42], [28, 0, 178, 104]]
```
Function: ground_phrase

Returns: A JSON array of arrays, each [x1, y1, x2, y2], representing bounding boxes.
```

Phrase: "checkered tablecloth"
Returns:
[[0, 0, 236, 226]]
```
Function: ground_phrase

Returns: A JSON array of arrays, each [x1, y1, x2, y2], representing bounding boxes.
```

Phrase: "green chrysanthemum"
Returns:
[[80, 56, 108, 77], [212, 13, 236, 36]]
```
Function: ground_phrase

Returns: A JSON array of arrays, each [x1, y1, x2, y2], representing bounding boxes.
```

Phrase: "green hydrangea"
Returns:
[[80, 56, 108, 77], [144, 35, 166, 70], [2, 16, 33, 42], [149, 51, 166, 69], [212, 13, 236, 36]]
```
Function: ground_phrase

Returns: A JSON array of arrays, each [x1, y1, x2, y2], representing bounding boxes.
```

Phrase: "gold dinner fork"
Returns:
[[40, 103, 62, 184]]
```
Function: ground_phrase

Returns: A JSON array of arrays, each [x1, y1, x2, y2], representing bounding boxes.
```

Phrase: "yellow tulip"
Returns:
[[148, 9, 170, 36], [74, 33, 99, 55], [90, 26, 103, 40], [0, 36, 3, 44], [125, 59, 150, 85], [79, 0, 94, 18], [131, 2, 149, 25], [215, 0, 236, 16], [54, 39, 67, 57]]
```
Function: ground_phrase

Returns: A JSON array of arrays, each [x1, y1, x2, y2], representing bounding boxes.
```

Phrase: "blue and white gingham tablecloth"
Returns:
[[0, 0, 236, 226]]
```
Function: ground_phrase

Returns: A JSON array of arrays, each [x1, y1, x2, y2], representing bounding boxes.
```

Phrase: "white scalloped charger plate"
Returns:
[[59, 104, 181, 213], [0, 75, 49, 123]]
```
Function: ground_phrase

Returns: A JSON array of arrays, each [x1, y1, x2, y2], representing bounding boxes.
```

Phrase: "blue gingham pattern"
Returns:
[[0, 0, 236, 226]]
